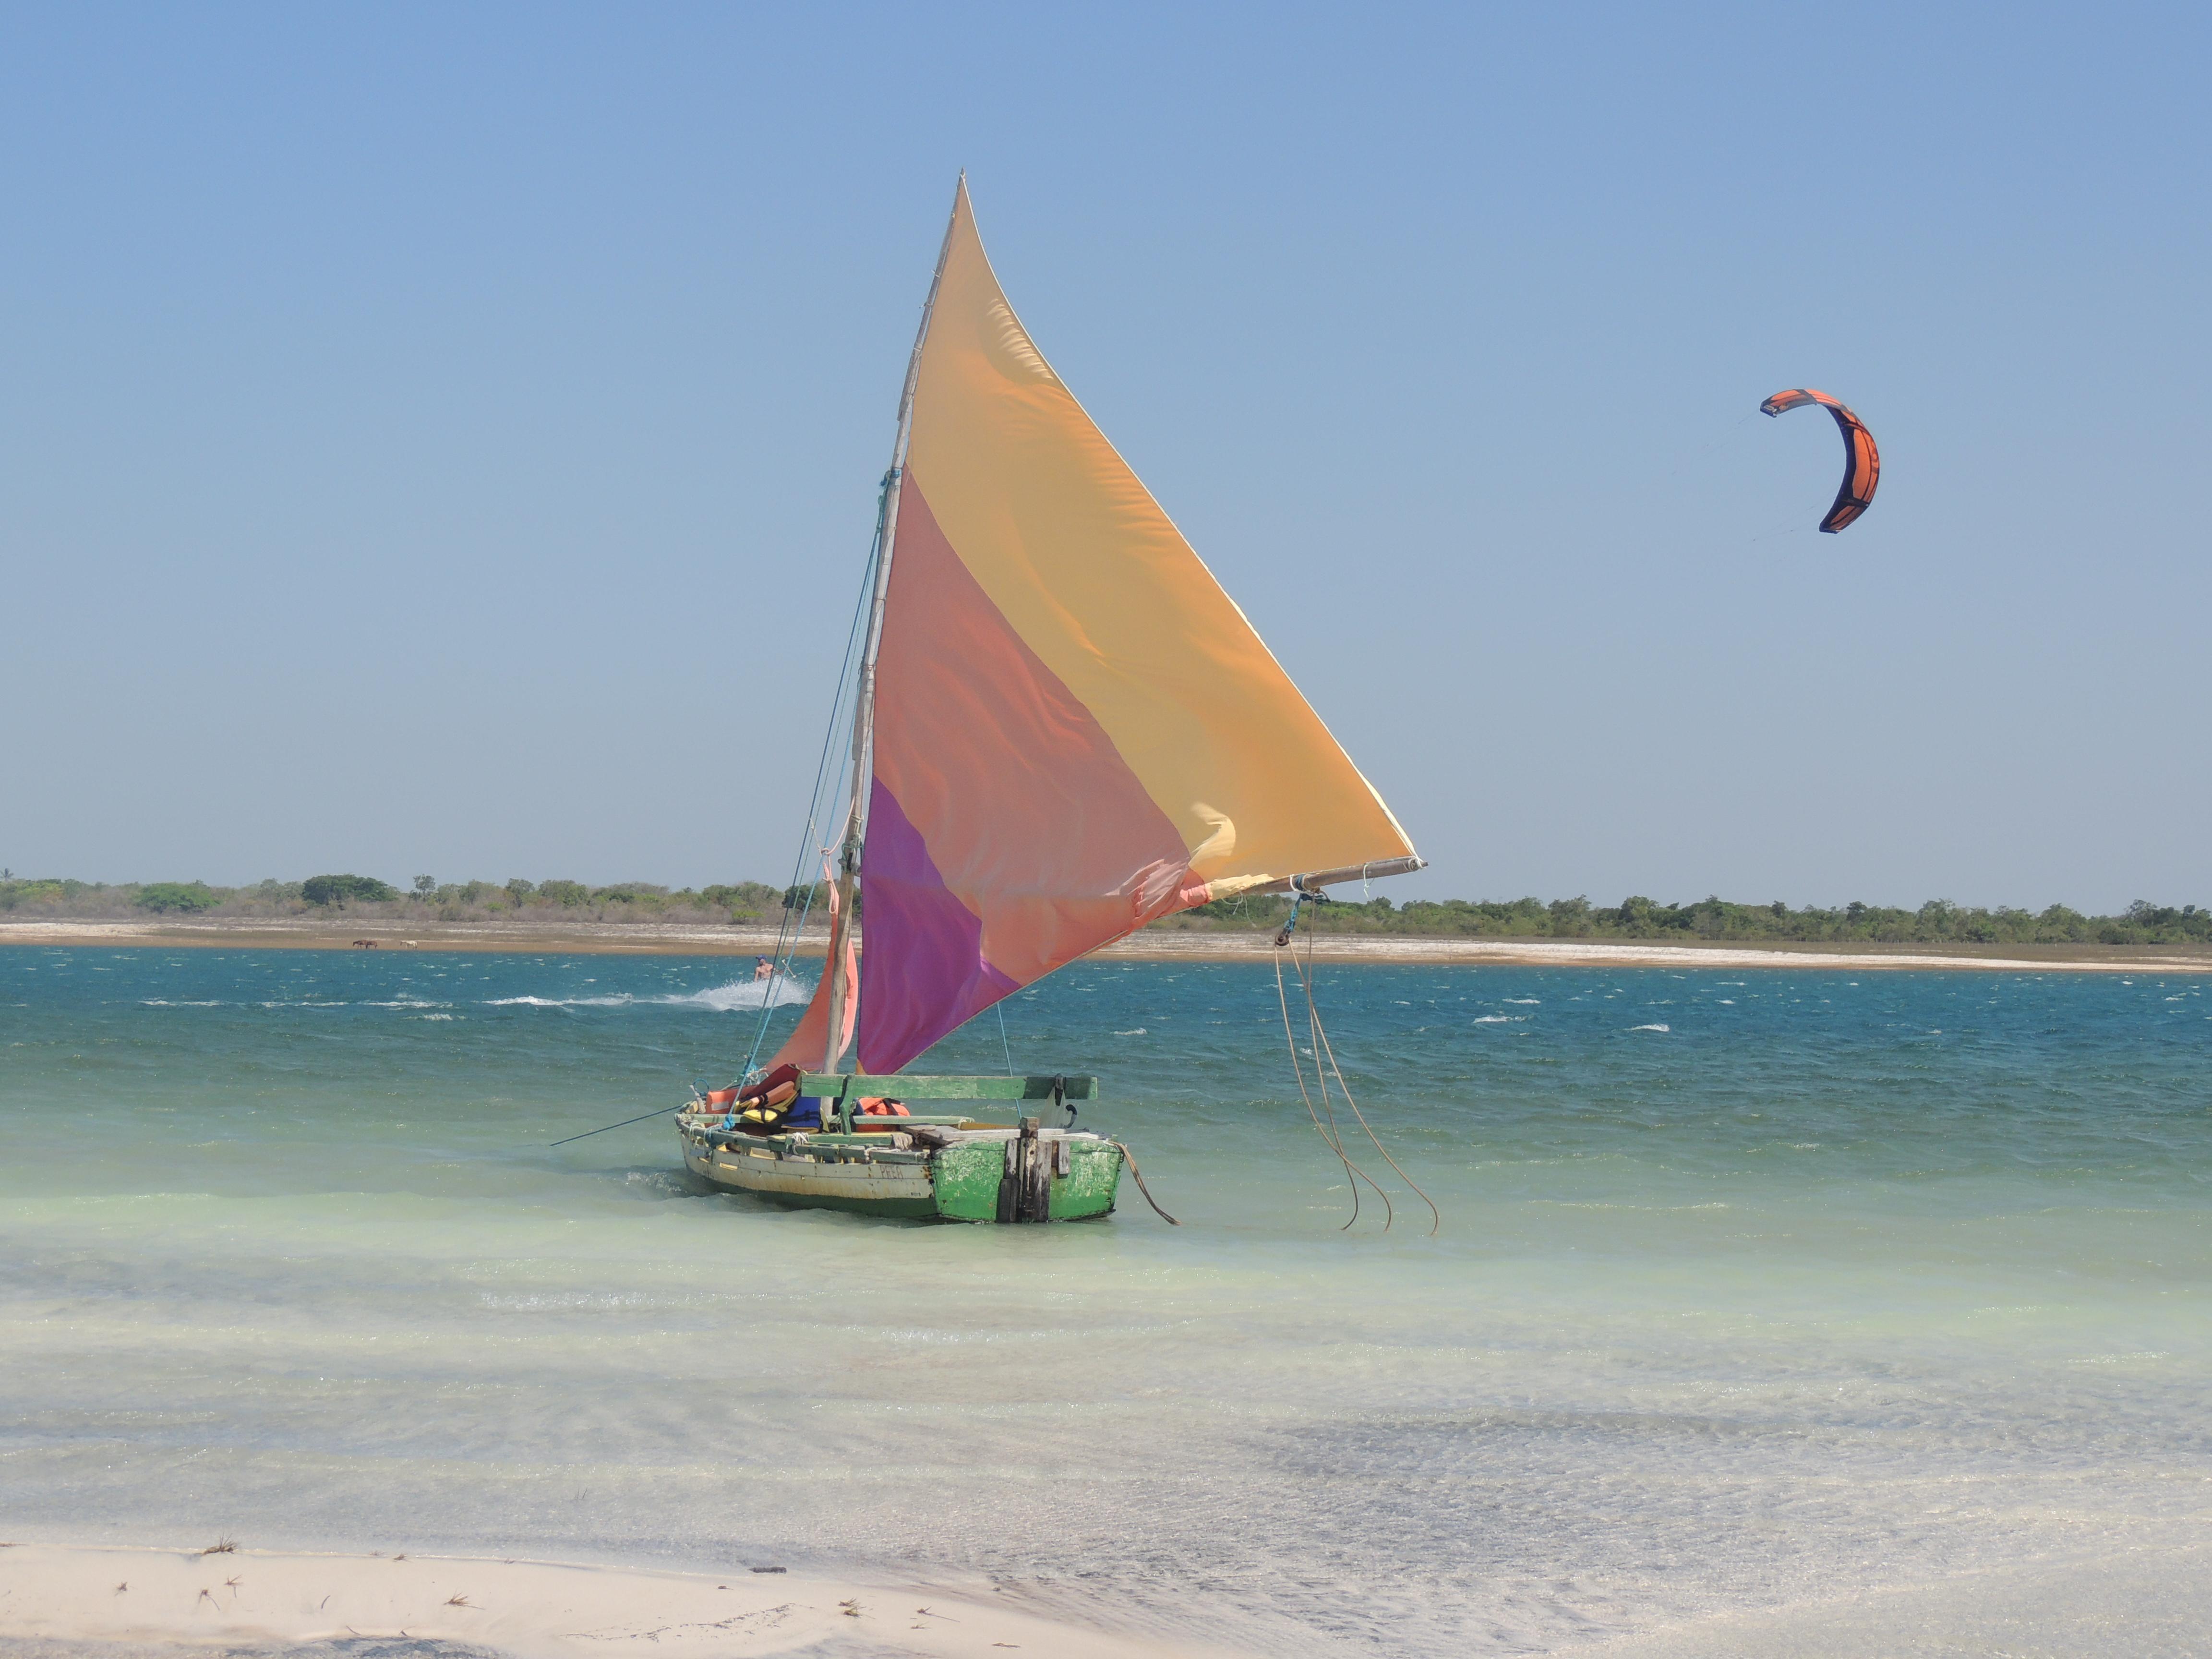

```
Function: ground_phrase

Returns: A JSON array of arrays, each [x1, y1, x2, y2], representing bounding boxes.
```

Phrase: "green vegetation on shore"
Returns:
[[0, 875, 789, 926], [1174, 892, 2212, 948], [2, 874, 2206, 948]]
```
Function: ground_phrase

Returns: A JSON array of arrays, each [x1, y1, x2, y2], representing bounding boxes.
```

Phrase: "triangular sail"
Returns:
[[850, 181, 1415, 1074]]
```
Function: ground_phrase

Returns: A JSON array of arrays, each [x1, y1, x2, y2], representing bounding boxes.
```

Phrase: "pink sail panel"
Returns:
[[854, 779, 1021, 1072], [858, 475, 1199, 1071]]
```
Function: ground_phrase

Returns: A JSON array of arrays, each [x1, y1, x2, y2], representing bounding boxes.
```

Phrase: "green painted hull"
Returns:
[[677, 1119, 1122, 1223]]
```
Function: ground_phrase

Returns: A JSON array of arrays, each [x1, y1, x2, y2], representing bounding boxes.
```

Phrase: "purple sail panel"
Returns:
[[858, 779, 1020, 1074]]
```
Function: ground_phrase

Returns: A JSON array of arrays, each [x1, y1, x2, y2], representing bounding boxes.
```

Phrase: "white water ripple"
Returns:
[[484, 974, 812, 1012]]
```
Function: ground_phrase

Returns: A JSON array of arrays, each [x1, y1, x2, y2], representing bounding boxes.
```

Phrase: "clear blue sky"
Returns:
[[4, 3, 2206, 911]]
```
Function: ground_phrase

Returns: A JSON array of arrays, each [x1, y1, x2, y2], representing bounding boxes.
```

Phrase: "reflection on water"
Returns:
[[3, 949, 2209, 1655]]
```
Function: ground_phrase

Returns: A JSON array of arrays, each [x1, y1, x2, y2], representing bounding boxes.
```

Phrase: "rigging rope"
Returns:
[[739, 480, 892, 1080], [1273, 896, 1441, 1237], [1274, 925, 1386, 1229], [1292, 925, 1441, 1237]]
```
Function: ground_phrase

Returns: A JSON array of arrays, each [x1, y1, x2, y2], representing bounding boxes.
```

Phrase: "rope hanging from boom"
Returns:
[[1272, 888, 1441, 1237]]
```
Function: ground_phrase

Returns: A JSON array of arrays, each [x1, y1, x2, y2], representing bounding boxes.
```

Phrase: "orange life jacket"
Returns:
[[738, 1062, 803, 1107]]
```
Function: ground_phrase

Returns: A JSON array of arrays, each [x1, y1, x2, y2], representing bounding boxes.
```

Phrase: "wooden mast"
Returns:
[[822, 177, 964, 1073]]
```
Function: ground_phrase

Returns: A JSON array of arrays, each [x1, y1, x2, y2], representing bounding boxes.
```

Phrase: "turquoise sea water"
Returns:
[[3, 947, 2209, 1656]]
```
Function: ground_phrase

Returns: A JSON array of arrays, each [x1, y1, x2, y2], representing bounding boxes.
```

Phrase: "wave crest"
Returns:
[[485, 973, 813, 1012]]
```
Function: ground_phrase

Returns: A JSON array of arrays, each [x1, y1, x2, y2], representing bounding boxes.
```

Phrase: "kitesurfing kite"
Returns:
[[1761, 388, 1879, 532]]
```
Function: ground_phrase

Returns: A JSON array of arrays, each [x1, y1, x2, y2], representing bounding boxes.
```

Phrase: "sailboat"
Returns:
[[677, 179, 1421, 1221]]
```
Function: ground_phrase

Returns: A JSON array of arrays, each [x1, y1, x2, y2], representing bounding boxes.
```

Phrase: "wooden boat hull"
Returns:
[[676, 1118, 1122, 1223]]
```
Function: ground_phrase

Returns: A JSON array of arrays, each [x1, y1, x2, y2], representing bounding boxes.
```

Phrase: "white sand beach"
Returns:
[[0, 1541, 1240, 1659], [4, 915, 2207, 971]]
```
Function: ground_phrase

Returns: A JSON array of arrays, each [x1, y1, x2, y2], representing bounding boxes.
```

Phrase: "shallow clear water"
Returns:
[[3, 949, 2209, 1655]]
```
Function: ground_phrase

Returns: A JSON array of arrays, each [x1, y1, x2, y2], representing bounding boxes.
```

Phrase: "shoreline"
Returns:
[[4, 915, 2210, 972], [0, 1539, 1224, 1659]]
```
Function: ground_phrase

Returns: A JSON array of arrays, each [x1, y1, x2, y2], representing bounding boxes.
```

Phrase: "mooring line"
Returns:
[[550, 1106, 674, 1148], [1110, 1140, 1179, 1225]]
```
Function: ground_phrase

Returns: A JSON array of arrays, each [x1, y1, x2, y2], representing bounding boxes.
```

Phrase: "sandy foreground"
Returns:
[[3, 915, 2208, 973], [0, 1541, 1245, 1659]]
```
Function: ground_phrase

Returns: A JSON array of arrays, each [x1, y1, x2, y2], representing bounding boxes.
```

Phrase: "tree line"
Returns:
[[0, 875, 791, 924], [2, 873, 2205, 947], [1175, 892, 2212, 948]]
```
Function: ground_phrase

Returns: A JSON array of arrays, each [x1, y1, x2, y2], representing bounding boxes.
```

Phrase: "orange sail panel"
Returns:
[[857, 181, 1417, 1073], [767, 869, 857, 1072]]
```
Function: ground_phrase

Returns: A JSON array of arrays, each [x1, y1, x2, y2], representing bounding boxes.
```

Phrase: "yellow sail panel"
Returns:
[[899, 181, 1414, 889]]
